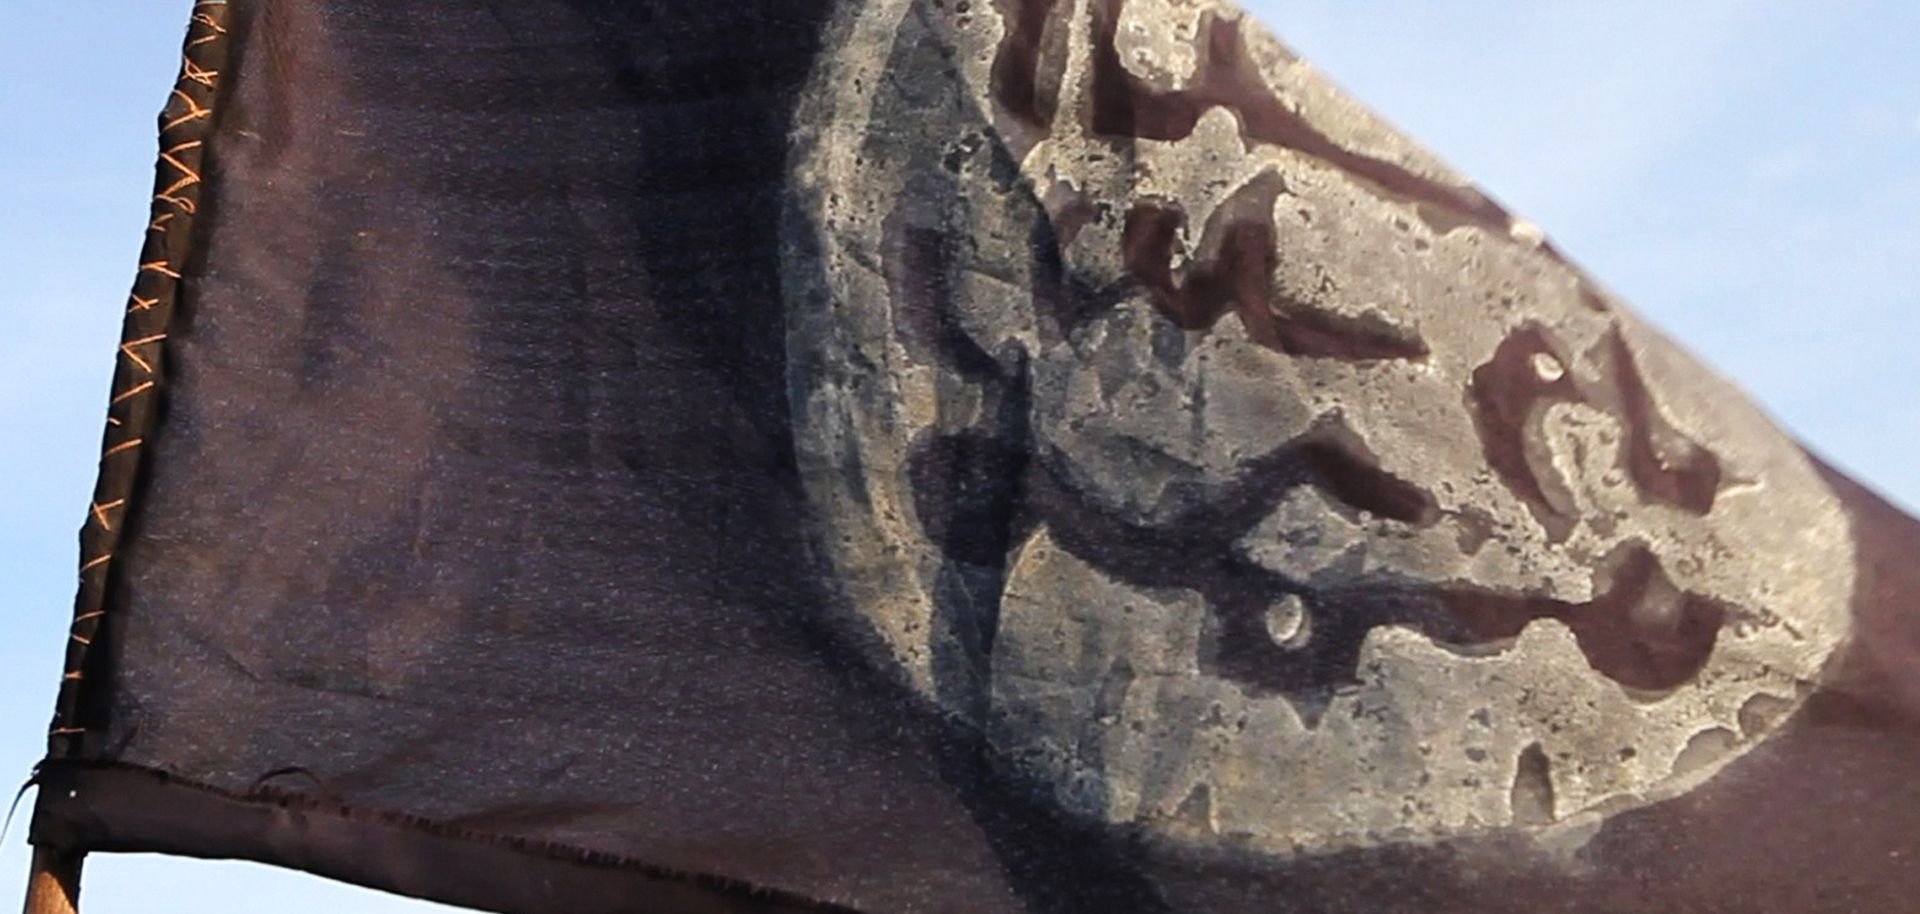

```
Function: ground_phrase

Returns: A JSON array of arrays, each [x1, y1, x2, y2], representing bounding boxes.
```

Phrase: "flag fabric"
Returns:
[[30, 1, 1920, 912]]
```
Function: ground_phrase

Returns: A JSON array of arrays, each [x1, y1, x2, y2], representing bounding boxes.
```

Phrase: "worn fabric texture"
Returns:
[[32, 1, 1920, 913]]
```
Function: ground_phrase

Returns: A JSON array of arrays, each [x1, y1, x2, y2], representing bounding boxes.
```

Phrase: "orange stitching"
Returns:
[[158, 143, 204, 199], [91, 499, 127, 531], [112, 380, 157, 404], [154, 192, 198, 214], [120, 334, 167, 373], [58, 0, 230, 754], [162, 88, 212, 131], [181, 58, 220, 87]]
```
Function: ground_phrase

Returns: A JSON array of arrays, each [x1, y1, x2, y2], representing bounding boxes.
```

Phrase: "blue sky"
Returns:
[[1, 2, 1913, 911]]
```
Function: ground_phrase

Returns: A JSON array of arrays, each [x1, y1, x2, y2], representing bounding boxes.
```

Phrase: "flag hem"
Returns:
[[29, 760, 862, 914]]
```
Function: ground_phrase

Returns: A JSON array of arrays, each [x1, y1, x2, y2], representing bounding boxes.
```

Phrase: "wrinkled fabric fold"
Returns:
[[32, 2, 1920, 913]]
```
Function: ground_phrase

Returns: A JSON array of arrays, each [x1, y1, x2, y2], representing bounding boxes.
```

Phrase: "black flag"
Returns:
[[29, 2, 1920, 913]]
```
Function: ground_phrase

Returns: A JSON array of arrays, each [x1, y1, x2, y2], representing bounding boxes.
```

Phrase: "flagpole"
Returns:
[[21, 848, 81, 914]]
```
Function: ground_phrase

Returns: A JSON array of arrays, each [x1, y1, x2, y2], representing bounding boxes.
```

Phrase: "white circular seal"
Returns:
[[781, 0, 1855, 857]]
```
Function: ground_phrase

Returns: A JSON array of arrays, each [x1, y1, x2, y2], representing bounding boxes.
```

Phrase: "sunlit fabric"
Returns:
[[31, 2, 1920, 913]]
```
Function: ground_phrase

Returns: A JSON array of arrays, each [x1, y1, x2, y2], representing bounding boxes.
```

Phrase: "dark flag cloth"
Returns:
[[29, 1, 1920, 912]]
